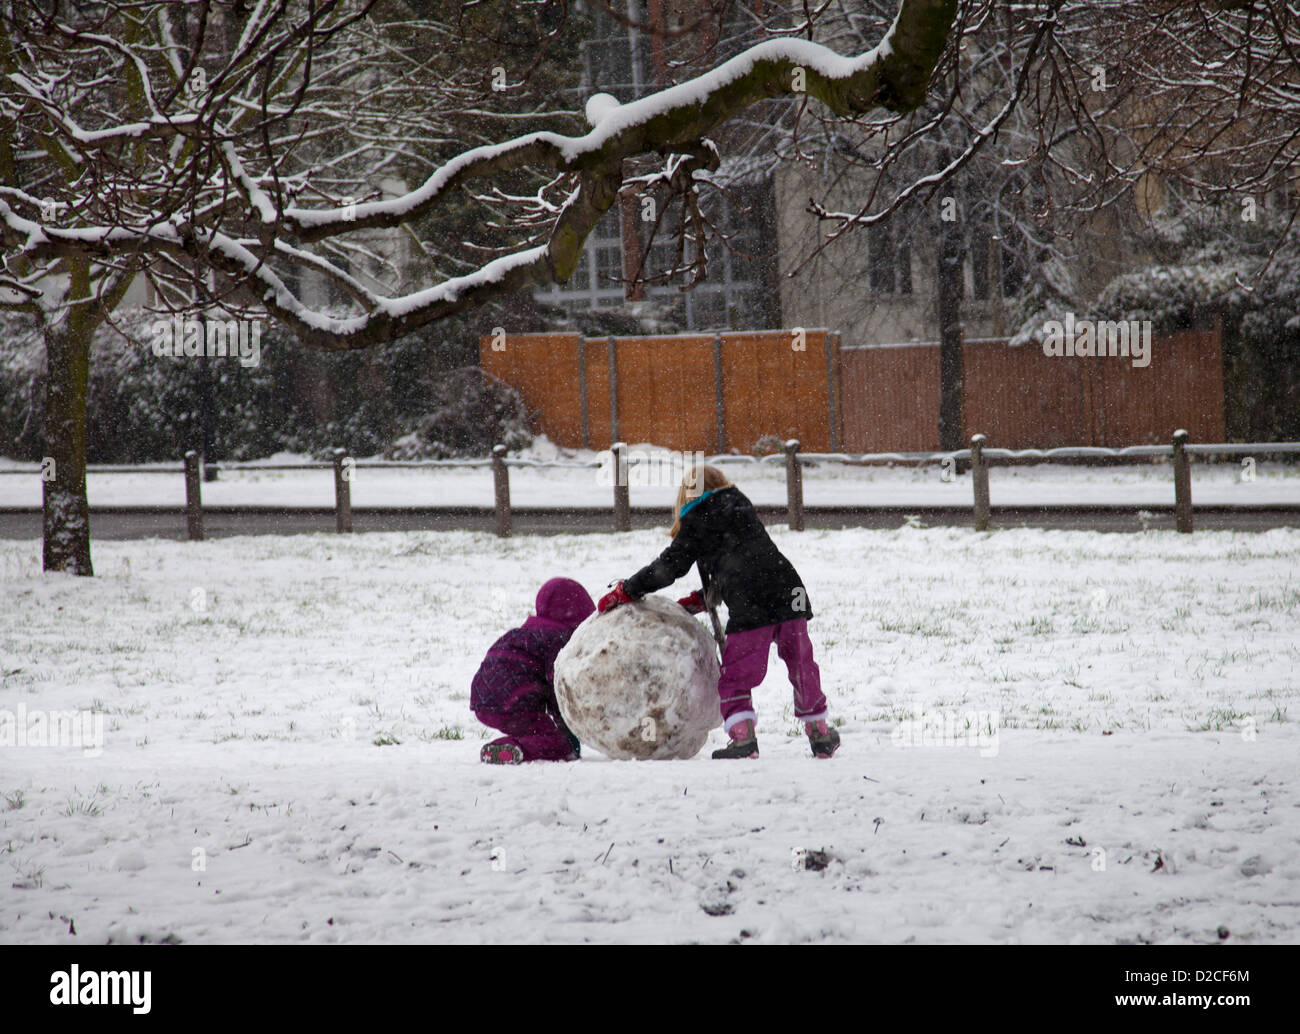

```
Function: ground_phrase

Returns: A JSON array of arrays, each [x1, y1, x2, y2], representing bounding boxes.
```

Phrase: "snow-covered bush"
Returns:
[[1006, 255, 1082, 348], [0, 313, 44, 460], [0, 310, 291, 463], [89, 311, 286, 463], [1094, 245, 1300, 442], [384, 368, 532, 460], [0, 311, 538, 462]]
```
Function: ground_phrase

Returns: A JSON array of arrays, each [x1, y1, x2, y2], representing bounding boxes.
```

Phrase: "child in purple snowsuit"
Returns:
[[472, 577, 595, 764]]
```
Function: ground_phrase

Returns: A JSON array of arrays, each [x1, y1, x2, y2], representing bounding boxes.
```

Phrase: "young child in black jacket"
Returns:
[[599, 465, 839, 759]]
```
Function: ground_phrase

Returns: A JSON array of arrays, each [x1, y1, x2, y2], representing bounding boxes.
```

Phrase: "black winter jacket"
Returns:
[[623, 486, 812, 634]]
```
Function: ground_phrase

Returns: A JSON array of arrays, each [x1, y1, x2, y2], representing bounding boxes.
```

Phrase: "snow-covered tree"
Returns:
[[0, 0, 591, 573], [2, 0, 960, 574], [772, 0, 1300, 449]]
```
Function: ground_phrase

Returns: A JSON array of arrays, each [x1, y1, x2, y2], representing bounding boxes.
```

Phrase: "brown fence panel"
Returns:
[[839, 344, 940, 452], [1140, 328, 1225, 445], [791, 331, 833, 451], [583, 339, 613, 449], [608, 335, 649, 447], [480, 333, 584, 446], [718, 333, 764, 453], [543, 335, 588, 447], [486, 326, 1223, 455], [653, 335, 716, 452], [609, 335, 716, 451], [719, 330, 830, 453], [962, 328, 1224, 448], [962, 340, 1092, 449]]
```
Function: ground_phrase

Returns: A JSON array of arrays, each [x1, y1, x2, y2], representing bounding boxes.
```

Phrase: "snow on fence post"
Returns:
[[332, 447, 353, 534], [612, 441, 631, 532], [492, 444, 512, 538], [1173, 429, 1193, 533], [785, 439, 805, 532], [184, 450, 204, 542], [971, 434, 990, 532]]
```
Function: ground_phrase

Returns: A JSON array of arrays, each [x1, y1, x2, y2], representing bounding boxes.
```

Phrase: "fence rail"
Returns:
[[3, 434, 1297, 538]]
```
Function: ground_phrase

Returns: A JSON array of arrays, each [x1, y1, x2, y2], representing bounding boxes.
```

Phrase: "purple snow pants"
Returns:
[[475, 709, 578, 762], [716, 618, 827, 732]]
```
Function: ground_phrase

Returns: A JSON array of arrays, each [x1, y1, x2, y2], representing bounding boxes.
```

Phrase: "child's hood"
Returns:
[[529, 577, 596, 630]]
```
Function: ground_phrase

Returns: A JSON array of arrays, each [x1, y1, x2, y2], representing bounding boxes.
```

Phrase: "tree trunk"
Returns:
[[937, 213, 965, 459], [42, 261, 95, 576]]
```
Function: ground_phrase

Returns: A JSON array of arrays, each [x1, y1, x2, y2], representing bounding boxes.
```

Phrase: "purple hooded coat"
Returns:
[[470, 578, 595, 716]]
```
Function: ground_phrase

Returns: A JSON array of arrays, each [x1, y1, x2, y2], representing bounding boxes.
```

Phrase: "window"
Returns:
[[1001, 245, 1024, 297], [595, 244, 623, 285], [580, 1, 648, 102], [638, 182, 776, 329], [969, 215, 1023, 300], [537, 6, 777, 331], [570, 255, 591, 292], [688, 290, 727, 330], [897, 242, 912, 295], [971, 228, 990, 301], [536, 207, 622, 309]]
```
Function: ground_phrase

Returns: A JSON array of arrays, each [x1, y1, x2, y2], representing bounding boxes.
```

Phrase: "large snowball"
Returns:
[[555, 594, 722, 760]]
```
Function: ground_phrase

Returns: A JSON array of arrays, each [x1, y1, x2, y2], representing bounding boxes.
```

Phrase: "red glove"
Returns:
[[676, 590, 705, 614], [598, 581, 636, 614]]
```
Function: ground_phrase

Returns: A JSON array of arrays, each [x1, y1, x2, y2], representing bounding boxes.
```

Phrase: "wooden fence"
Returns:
[[485, 326, 1224, 454], [840, 328, 1225, 451], [480, 330, 841, 454]]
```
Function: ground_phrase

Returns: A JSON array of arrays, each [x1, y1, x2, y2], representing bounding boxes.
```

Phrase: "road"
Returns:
[[1, 505, 1297, 539]]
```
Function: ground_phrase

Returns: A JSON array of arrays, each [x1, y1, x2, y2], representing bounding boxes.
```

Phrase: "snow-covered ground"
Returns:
[[2, 441, 1299, 509], [1, 525, 1298, 944]]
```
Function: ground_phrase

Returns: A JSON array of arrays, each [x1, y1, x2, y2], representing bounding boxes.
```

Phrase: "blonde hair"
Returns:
[[669, 464, 732, 537]]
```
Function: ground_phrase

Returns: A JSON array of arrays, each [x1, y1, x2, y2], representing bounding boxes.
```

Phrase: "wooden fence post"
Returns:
[[184, 450, 204, 541], [612, 441, 631, 531], [332, 447, 353, 533], [785, 439, 804, 532], [971, 433, 990, 532], [492, 444, 512, 538], [1173, 429, 1193, 533]]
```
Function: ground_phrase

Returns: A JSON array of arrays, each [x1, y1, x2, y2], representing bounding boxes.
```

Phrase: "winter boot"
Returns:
[[805, 719, 840, 759], [712, 719, 759, 759], [481, 740, 525, 765]]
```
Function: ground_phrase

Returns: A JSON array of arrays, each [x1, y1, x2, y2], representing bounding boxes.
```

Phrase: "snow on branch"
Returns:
[[280, 0, 957, 244]]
